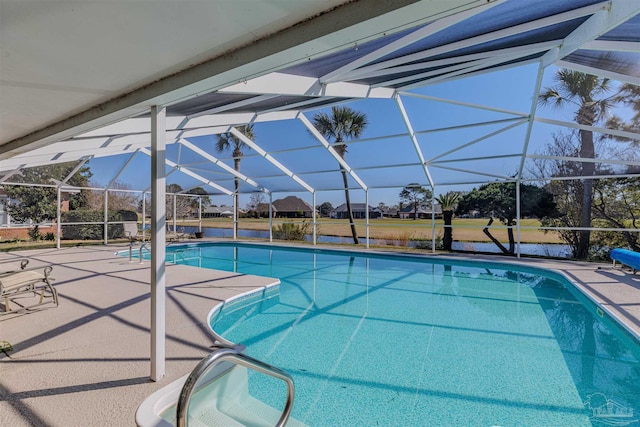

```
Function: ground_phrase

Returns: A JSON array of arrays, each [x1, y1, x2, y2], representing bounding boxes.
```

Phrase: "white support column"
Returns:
[[198, 197, 202, 233], [312, 192, 317, 245], [516, 62, 545, 259], [516, 183, 521, 258], [141, 192, 146, 242], [365, 190, 370, 249], [233, 194, 237, 240], [431, 191, 436, 254], [56, 187, 61, 249], [103, 190, 108, 245], [269, 193, 273, 243], [150, 105, 166, 382], [172, 194, 176, 233]]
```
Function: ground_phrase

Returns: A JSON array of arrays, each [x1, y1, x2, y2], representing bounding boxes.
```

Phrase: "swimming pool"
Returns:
[[162, 243, 640, 426]]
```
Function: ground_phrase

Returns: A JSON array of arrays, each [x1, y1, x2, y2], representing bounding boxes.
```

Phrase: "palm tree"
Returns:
[[435, 192, 459, 251], [538, 70, 616, 259], [216, 125, 254, 236], [312, 106, 368, 244]]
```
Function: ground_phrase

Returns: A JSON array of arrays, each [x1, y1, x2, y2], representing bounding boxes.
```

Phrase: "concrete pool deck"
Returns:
[[1, 243, 639, 426]]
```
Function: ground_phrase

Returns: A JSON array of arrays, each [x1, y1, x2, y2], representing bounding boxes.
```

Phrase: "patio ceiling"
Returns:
[[1, 0, 639, 195]]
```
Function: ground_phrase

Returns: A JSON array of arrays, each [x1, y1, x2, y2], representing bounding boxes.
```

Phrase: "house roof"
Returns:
[[203, 205, 235, 215], [332, 203, 375, 212], [272, 196, 314, 212], [399, 205, 443, 213]]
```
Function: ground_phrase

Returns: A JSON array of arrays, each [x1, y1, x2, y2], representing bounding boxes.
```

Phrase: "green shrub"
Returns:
[[44, 232, 56, 241], [28, 225, 42, 241], [272, 221, 311, 241], [61, 210, 137, 240]]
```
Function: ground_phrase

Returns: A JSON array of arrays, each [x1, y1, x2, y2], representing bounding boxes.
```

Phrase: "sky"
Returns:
[[86, 62, 636, 210]]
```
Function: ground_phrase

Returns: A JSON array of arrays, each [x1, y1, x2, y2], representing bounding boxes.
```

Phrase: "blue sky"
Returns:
[[87, 62, 634, 210]]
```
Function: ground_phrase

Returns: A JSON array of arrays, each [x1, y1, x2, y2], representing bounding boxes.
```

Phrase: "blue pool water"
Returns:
[[162, 243, 640, 426]]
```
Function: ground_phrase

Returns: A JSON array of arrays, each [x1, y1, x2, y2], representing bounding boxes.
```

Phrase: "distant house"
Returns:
[[202, 205, 235, 218], [398, 204, 442, 219], [272, 196, 314, 218], [330, 203, 381, 219], [376, 206, 399, 218]]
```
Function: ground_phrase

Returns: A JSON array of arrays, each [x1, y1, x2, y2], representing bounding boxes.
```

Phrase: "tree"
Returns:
[[318, 201, 333, 217], [538, 69, 618, 259], [592, 175, 640, 252], [86, 180, 139, 211], [5, 162, 92, 239], [313, 106, 367, 244], [165, 183, 195, 222], [608, 83, 640, 136], [435, 192, 460, 251], [185, 187, 211, 213], [399, 183, 432, 220], [216, 125, 254, 234], [456, 182, 557, 254], [532, 131, 587, 257], [531, 125, 639, 258], [246, 192, 267, 218]]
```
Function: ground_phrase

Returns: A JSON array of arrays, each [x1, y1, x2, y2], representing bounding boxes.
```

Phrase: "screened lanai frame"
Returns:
[[1, 0, 639, 382], [2, 0, 639, 252]]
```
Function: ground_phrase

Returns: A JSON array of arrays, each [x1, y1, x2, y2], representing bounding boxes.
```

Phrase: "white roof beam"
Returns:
[[523, 172, 640, 183], [541, 0, 640, 67], [321, 0, 503, 84], [221, 73, 322, 95], [177, 113, 256, 130], [0, 166, 25, 184], [394, 51, 534, 91], [404, 57, 543, 90], [77, 117, 186, 139], [430, 153, 522, 165], [105, 149, 140, 190], [581, 40, 640, 52], [61, 156, 92, 185], [25, 137, 112, 156], [139, 148, 233, 195], [348, 40, 560, 82], [220, 72, 394, 99], [187, 94, 280, 120], [555, 59, 640, 86], [298, 113, 368, 191], [426, 119, 528, 163], [258, 98, 340, 116], [535, 116, 640, 141], [528, 154, 640, 168], [395, 94, 434, 188], [376, 55, 506, 89], [339, 2, 609, 81], [228, 127, 314, 193], [399, 92, 529, 118], [429, 163, 512, 180], [178, 139, 268, 193], [418, 117, 526, 136]]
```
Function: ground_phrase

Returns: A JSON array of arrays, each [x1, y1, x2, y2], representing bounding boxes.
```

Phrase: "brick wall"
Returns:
[[0, 226, 57, 241]]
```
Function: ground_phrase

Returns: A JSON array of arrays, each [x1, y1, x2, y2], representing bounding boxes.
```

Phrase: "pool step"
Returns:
[[183, 365, 306, 427], [137, 363, 306, 427]]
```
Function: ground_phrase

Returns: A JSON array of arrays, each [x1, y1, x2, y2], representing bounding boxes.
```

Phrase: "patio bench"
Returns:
[[0, 260, 58, 315], [610, 248, 640, 274]]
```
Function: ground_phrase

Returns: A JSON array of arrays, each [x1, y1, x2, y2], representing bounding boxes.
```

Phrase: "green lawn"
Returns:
[[195, 217, 561, 244]]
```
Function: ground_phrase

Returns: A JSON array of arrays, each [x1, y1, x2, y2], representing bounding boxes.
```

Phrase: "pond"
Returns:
[[180, 226, 573, 258]]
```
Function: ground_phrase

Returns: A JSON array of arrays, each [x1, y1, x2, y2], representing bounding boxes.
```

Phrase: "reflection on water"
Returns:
[[182, 226, 572, 258], [471, 268, 640, 421]]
